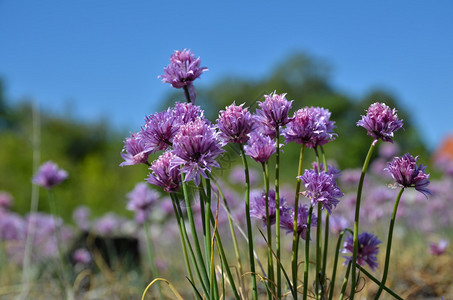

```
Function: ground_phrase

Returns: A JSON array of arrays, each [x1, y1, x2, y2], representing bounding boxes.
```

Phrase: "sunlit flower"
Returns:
[[141, 108, 179, 153], [357, 102, 403, 143], [299, 169, 344, 213], [343, 231, 381, 270], [255, 91, 293, 138], [283, 107, 336, 148], [280, 204, 317, 240], [32, 161, 68, 189], [171, 119, 224, 185], [147, 151, 181, 193], [120, 132, 150, 166], [217, 102, 255, 144], [160, 49, 208, 89], [244, 131, 277, 163], [385, 153, 431, 197]]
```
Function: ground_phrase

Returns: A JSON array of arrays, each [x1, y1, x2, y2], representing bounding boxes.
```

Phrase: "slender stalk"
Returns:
[[358, 265, 403, 300], [291, 145, 305, 294], [183, 85, 192, 103], [181, 174, 210, 296], [275, 127, 282, 298], [144, 220, 163, 299], [174, 194, 210, 296], [328, 228, 352, 300], [374, 188, 405, 299], [239, 144, 257, 300], [303, 205, 314, 300], [350, 141, 376, 298], [169, 193, 198, 298], [339, 261, 352, 300], [199, 180, 212, 287], [262, 161, 275, 299], [320, 146, 329, 281], [316, 203, 322, 299]]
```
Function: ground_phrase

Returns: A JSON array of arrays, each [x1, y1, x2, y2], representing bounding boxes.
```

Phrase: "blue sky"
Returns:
[[1, 1, 452, 151]]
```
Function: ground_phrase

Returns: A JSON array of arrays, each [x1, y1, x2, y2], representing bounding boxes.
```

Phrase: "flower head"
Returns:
[[217, 102, 255, 144], [280, 204, 317, 240], [32, 161, 68, 189], [72, 206, 91, 231], [173, 102, 207, 125], [171, 118, 224, 185], [429, 239, 449, 256], [0, 191, 13, 211], [147, 151, 181, 193], [244, 131, 277, 164], [357, 102, 403, 143], [255, 91, 293, 138], [385, 153, 431, 197], [72, 248, 92, 265], [160, 49, 208, 89], [127, 183, 159, 225], [342, 231, 381, 270], [120, 132, 151, 166], [329, 215, 349, 234], [250, 190, 285, 226], [283, 107, 336, 148], [140, 108, 179, 153], [299, 169, 344, 213]]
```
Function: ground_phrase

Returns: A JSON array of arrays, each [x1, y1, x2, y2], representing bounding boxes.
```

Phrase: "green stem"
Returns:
[[303, 205, 314, 300], [321, 146, 329, 281], [173, 193, 210, 296], [350, 141, 376, 299], [358, 265, 403, 300], [144, 220, 163, 299], [316, 203, 322, 299], [339, 261, 352, 300], [328, 228, 352, 300], [170, 193, 201, 299], [240, 144, 257, 300], [374, 188, 405, 299], [275, 127, 282, 298], [292, 145, 305, 294], [262, 161, 275, 299], [183, 84, 192, 103], [181, 174, 210, 297]]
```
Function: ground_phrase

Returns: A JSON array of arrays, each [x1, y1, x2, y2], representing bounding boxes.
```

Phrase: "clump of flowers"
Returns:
[[32, 161, 68, 189], [343, 231, 381, 270], [357, 102, 403, 144], [385, 153, 431, 197], [299, 169, 344, 214]]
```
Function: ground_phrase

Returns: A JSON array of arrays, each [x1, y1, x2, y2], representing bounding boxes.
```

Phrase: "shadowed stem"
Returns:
[[339, 261, 352, 300], [262, 161, 275, 299], [328, 228, 353, 300], [291, 145, 305, 293], [275, 127, 282, 298], [374, 188, 405, 299], [183, 85, 192, 103], [303, 205, 314, 300], [239, 144, 257, 300], [350, 141, 376, 299]]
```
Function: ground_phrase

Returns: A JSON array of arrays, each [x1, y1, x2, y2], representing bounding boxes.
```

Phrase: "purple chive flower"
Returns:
[[0, 191, 13, 211], [171, 118, 224, 185], [72, 206, 91, 231], [120, 132, 151, 166], [299, 169, 344, 213], [147, 151, 181, 193], [342, 231, 381, 270], [429, 239, 449, 256], [217, 102, 255, 144], [250, 190, 285, 226], [280, 204, 317, 240], [255, 91, 293, 138], [141, 108, 179, 153], [160, 49, 208, 89], [329, 215, 349, 234], [32, 161, 68, 189], [283, 107, 336, 148], [357, 102, 403, 144], [385, 153, 431, 197], [73, 248, 92, 264], [94, 213, 123, 236], [244, 131, 277, 164], [127, 183, 159, 225], [173, 102, 207, 125]]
